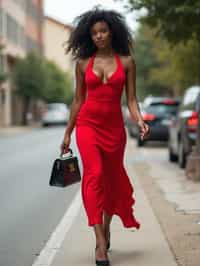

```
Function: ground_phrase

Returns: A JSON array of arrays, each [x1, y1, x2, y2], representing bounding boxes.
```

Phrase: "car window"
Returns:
[[183, 86, 200, 105], [146, 104, 179, 116], [47, 104, 67, 111]]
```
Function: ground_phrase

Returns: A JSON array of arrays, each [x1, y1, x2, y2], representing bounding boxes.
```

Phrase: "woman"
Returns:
[[60, 7, 150, 266]]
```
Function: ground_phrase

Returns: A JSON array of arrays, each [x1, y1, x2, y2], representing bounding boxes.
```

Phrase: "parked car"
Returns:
[[136, 97, 180, 146], [168, 85, 200, 168], [41, 103, 69, 127]]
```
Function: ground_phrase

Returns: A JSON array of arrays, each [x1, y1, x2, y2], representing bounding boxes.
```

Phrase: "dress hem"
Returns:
[[88, 210, 141, 229]]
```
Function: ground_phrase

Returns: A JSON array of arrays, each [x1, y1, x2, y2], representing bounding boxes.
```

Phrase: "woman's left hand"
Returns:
[[137, 119, 150, 140]]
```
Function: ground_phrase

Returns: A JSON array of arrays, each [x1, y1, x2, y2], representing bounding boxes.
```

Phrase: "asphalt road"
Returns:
[[0, 125, 80, 266]]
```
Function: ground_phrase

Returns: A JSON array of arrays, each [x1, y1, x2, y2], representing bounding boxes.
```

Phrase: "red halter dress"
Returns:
[[75, 52, 140, 229]]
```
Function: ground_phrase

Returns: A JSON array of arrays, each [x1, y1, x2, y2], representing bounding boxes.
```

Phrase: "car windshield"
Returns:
[[145, 103, 179, 116], [47, 104, 67, 111]]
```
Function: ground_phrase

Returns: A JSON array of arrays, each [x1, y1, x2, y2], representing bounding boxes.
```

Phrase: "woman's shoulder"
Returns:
[[76, 57, 91, 74], [118, 54, 136, 71]]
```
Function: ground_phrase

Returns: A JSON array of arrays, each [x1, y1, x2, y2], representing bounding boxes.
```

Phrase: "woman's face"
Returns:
[[90, 21, 112, 49]]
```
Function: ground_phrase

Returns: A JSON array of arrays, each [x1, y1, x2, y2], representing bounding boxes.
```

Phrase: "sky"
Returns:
[[44, 0, 140, 33]]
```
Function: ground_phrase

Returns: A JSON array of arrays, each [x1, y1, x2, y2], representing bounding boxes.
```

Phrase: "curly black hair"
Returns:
[[65, 6, 134, 59]]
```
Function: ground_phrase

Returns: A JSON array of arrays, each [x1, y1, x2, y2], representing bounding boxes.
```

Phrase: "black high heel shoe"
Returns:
[[95, 246, 110, 266]]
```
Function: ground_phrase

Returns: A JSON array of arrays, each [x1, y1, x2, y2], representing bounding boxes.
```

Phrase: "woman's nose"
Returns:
[[96, 32, 102, 39]]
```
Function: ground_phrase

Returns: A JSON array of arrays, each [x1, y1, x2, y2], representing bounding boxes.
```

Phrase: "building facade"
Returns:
[[44, 16, 74, 75], [0, 0, 44, 127]]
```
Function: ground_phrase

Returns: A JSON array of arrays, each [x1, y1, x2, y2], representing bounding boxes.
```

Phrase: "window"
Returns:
[[6, 13, 18, 44], [18, 25, 26, 49], [0, 9, 2, 37], [4, 12, 26, 49], [26, 1, 40, 21], [0, 8, 5, 38], [0, 55, 4, 72], [13, 0, 26, 10], [183, 86, 200, 105], [26, 36, 40, 52]]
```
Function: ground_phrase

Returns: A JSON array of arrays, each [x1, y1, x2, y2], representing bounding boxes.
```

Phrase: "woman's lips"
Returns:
[[96, 40, 105, 45]]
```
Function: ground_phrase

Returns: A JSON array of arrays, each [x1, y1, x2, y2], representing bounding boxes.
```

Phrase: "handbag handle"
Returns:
[[60, 148, 73, 158]]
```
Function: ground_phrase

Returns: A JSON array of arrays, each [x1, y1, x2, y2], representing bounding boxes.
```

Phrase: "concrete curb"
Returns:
[[0, 123, 41, 136]]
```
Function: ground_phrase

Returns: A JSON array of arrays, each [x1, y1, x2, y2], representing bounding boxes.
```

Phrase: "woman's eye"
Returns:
[[91, 32, 97, 37]]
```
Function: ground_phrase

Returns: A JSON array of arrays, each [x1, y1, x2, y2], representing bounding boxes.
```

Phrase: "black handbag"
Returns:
[[49, 148, 81, 187]]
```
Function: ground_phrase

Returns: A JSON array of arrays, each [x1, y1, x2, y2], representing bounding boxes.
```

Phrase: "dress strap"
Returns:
[[115, 53, 125, 75], [115, 53, 122, 69], [85, 53, 96, 74]]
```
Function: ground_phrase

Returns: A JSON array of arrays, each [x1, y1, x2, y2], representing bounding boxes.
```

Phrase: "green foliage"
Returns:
[[133, 23, 200, 96], [149, 37, 200, 93], [0, 45, 7, 84], [134, 23, 169, 99], [43, 60, 73, 105], [0, 72, 6, 84], [12, 52, 46, 98], [124, 0, 200, 43], [12, 52, 74, 124], [12, 52, 73, 104]]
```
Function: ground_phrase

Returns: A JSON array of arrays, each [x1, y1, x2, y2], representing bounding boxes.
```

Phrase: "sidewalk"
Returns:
[[0, 123, 40, 136], [36, 139, 178, 266]]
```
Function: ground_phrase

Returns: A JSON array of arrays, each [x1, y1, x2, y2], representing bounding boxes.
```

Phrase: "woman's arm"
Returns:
[[125, 56, 150, 139], [64, 59, 86, 137], [60, 59, 86, 152], [125, 56, 143, 123]]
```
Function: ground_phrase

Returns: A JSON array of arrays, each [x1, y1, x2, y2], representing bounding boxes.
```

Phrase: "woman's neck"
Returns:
[[96, 47, 115, 57]]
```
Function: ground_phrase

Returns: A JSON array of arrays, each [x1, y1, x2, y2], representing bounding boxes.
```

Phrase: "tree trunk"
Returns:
[[196, 113, 200, 153], [185, 41, 200, 180], [196, 40, 200, 154], [22, 96, 31, 125]]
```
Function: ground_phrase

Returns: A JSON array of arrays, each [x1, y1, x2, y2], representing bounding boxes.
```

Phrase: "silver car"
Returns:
[[41, 103, 69, 127]]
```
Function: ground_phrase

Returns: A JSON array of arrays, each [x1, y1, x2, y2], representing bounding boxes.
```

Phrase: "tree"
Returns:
[[134, 23, 171, 99], [12, 53, 74, 125], [43, 60, 73, 105], [149, 35, 200, 95], [12, 52, 47, 125], [118, 0, 200, 178], [121, 0, 200, 44]]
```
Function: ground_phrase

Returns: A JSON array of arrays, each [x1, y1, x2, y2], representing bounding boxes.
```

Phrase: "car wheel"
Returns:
[[178, 141, 186, 168], [42, 123, 49, 127], [129, 130, 135, 138], [168, 147, 178, 162]]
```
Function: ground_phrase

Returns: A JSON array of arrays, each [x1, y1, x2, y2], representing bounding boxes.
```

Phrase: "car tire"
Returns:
[[168, 147, 178, 162], [129, 130, 135, 138], [178, 141, 186, 168], [42, 123, 49, 127]]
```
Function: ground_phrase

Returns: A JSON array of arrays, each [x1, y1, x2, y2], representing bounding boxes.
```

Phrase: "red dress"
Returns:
[[75, 52, 140, 229]]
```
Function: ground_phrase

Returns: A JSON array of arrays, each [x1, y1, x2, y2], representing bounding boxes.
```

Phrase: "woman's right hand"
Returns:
[[60, 134, 71, 156]]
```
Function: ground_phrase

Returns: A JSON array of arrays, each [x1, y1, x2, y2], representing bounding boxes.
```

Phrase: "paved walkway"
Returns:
[[34, 140, 178, 266]]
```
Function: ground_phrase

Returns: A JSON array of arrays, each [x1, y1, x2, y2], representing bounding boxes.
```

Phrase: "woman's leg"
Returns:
[[93, 224, 108, 260], [103, 211, 112, 244], [76, 126, 108, 259]]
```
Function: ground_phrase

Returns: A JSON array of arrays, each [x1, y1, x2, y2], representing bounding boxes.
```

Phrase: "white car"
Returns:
[[41, 103, 69, 126]]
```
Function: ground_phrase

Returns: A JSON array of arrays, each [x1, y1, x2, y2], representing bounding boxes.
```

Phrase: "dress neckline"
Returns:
[[90, 52, 119, 85]]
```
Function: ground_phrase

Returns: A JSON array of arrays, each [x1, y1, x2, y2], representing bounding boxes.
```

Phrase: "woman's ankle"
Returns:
[[95, 244, 108, 260]]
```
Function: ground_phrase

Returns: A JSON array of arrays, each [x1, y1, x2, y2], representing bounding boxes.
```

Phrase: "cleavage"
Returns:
[[92, 56, 117, 83]]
